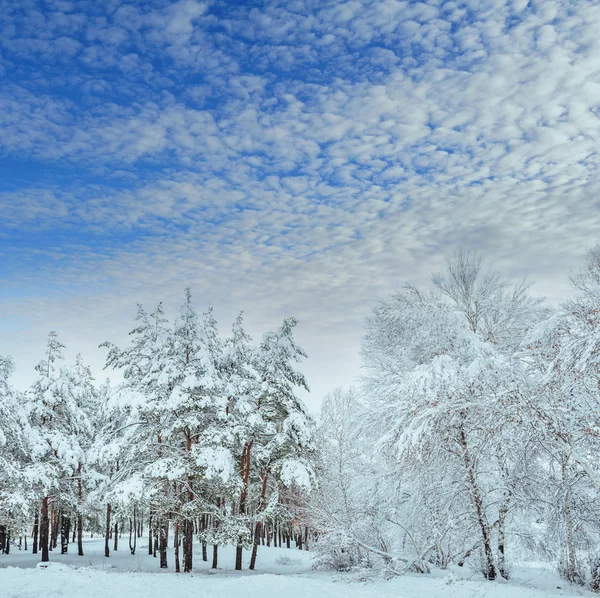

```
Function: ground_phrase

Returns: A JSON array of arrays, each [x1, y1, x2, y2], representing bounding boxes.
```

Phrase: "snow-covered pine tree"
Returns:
[[26, 333, 94, 562], [0, 355, 29, 554]]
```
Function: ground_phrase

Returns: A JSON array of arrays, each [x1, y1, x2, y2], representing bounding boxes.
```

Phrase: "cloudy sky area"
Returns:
[[1, 0, 599, 410]]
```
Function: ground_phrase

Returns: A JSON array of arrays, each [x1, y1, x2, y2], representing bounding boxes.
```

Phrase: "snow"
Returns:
[[0, 537, 593, 598]]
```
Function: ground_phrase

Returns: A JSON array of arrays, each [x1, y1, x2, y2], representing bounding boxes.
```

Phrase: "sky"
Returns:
[[1, 0, 600, 411]]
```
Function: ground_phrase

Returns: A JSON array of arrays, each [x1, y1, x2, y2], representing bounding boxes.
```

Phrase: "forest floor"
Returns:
[[0, 536, 594, 598]]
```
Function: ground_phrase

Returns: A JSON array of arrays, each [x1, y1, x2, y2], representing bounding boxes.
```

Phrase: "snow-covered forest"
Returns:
[[3, 247, 600, 598]]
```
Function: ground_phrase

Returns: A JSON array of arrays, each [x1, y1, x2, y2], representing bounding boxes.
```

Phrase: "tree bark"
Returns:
[[212, 544, 218, 569], [562, 455, 579, 583], [236, 441, 253, 571], [40, 497, 49, 562], [174, 522, 180, 573], [104, 503, 111, 558], [32, 510, 39, 555], [497, 497, 510, 579], [60, 513, 69, 554], [51, 508, 58, 549], [183, 519, 193, 572], [159, 519, 168, 568], [249, 470, 269, 570], [129, 505, 137, 555], [148, 513, 153, 555], [113, 521, 118, 551], [77, 513, 84, 556], [459, 428, 496, 581]]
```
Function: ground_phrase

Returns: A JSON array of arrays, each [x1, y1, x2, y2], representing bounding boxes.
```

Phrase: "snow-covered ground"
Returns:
[[0, 537, 593, 598]]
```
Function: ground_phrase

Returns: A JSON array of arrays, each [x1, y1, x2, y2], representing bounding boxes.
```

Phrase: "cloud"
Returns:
[[1, 0, 600, 408]]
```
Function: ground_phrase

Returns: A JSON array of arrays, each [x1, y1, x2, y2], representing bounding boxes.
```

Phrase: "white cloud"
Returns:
[[1, 0, 600, 407]]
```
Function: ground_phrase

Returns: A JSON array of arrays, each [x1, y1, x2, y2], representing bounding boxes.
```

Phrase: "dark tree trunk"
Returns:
[[159, 519, 168, 568], [236, 441, 253, 571], [212, 544, 218, 569], [174, 522, 180, 573], [72, 519, 76, 543], [148, 514, 153, 555], [40, 497, 50, 562], [33, 510, 39, 554], [77, 513, 84, 556], [129, 505, 137, 555], [113, 521, 118, 551], [104, 503, 111, 558], [183, 519, 193, 573], [51, 508, 58, 549], [235, 545, 243, 570], [60, 513, 69, 554], [249, 522, 261, 570]]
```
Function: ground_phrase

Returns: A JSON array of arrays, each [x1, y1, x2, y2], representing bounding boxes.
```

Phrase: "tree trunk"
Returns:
[[497, 497, 510, 579], [174, 522, 180, 573], [249, 521, 261, 570], [563, 455, 579, 583], [129, 505, 137, 555], [236, 441, 253, 571], [212, 544, 218, 569], [77, 513, 84, 556], [104, 503, 111, 558], [459, 428, 495, 581], [32, 510, 39, 555], [159, 519, 168, 568], [183, 519, 193, 572], [40, 497, 49, 562], [113, 521, 118, 551], [51, 508, 58, 549], [148, 513, 153, 555], [249, 470, 270, 571], [60, 513, 69, 554], [5, 529, 10, 554]]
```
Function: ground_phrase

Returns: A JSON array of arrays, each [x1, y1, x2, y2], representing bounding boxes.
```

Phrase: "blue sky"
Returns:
[[2, 0, 600, 408]]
